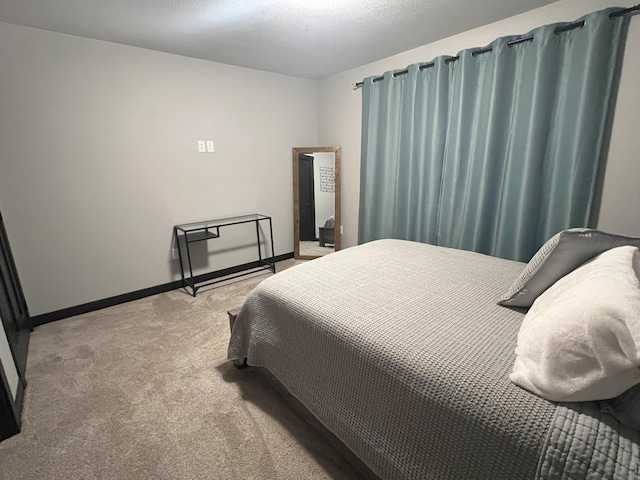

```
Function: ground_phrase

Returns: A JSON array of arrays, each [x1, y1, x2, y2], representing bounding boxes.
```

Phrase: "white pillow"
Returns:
[[510, 245, 640, 402]]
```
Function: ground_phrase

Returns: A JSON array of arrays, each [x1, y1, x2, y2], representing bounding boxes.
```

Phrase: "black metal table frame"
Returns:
[[173, 214, 275, 296]]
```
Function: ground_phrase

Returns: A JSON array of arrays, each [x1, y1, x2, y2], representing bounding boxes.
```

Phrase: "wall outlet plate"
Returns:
[[197, 140, 206, 153]]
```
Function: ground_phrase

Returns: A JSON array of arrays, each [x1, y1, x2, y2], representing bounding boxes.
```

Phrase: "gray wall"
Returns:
[[0, 23, 317, 316], [318, 0, 640, 249], [2, 0, 639, 317]]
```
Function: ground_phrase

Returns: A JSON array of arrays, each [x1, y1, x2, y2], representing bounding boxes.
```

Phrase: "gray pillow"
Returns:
[[498, 228, 640, 308], [599, 383, 640, 430]]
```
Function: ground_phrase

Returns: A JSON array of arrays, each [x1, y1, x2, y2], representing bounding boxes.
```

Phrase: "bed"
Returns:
[[227, 237, 640, 479]]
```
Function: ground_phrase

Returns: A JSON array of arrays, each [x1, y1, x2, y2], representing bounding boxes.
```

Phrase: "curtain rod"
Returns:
[[352, 4, 639, 90]]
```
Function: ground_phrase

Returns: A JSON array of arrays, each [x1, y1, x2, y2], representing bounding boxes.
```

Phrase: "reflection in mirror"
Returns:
[[293, 147, 341, 259]]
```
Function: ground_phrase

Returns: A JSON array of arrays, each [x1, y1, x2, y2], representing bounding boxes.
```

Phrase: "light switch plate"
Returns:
[[197, 140, 206, 153], [206, 140, 215, 152]]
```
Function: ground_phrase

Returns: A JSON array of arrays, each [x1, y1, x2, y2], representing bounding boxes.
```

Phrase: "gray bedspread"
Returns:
[[227, 239, 640, 480]]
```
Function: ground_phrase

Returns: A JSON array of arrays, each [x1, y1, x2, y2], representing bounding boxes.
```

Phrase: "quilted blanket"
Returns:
[[228, 239, 639, 479]]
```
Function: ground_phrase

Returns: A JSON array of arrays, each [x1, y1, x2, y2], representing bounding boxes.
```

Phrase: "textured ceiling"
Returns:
[[0, 0, 559, 79]]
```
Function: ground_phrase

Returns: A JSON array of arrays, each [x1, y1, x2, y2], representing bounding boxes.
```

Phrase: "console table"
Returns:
[[173, 214, 275, 296]]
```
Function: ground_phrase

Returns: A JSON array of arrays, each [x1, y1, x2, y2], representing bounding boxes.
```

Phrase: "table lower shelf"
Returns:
[[182, 261, 275, 296]]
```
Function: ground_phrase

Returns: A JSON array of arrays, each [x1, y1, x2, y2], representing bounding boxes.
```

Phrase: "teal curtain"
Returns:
[[359, 59, 452, 244], [359, 9, 625, 262]]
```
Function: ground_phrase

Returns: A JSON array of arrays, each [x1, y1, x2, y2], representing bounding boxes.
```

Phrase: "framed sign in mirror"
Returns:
[[292, 147, 341, 259]]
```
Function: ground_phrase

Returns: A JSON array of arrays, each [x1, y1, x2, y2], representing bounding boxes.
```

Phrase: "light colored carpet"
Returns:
[[0, 260, 364, 480]]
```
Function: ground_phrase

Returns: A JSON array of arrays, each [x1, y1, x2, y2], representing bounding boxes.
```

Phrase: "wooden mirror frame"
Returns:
[[293, 147, 341, 260]]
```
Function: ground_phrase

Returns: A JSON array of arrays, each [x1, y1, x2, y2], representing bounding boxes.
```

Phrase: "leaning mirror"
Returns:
[[293, 147, 341, 259]]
